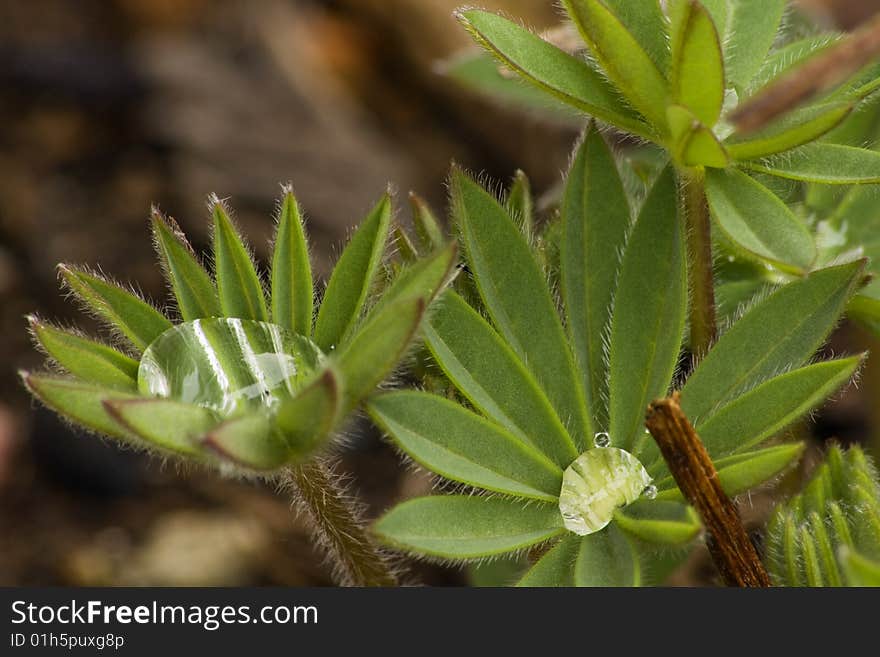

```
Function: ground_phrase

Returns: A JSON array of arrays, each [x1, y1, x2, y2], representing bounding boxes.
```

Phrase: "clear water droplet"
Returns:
[[593, 432, 611, 448], [642, 484, 658, 500]]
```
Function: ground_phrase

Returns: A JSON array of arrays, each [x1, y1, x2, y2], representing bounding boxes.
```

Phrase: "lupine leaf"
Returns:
[[271, 190, 313, 336], [103, 398, 216, 455], [456, 10, 652, 138], [409, 192, 444, 253], [563, 0, 668, 129], [574, 525, 640, 586], [745, 144, 880, 184], [21, 373, 140, 443], [212, 200, 268, 322], [849, 294, 880, 338], [507, 170, 534, 239], [373, 496, 564, 559], [368, 391, 563, 501], [705, 168, 816, 271], [655, 443, 806, 500], [423, 291, 578, 466], [393, 225, 418, 264], [277, 367, 342, 458], [201, 413, 289, 470], [669, 0, 724, 127], [561, 127, 630, 429], [726, 103, 853, 161], [840, 548, 880, 586], [748, 34, 842, 94], [609, 167, 686, 452], [151, 210, 221, 321], [680, 261, 864, 423], [603, 0, 668, 73], [29, 318, 139, 390], [723, 0, 787, 89], [692, 357, 862, 459], [314, 194, 391, 351], [516, 536, 579, 587], [59, 265, 172, 352], [614, 501, 701, 545], [335, 296, 424, 414], [452, 168, 591, 448], [370, 242, 457, 316]]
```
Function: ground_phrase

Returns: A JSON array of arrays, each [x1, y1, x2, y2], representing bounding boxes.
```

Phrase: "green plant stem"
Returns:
[[681, 168, 717, 357], [281, 460, 398, 587]]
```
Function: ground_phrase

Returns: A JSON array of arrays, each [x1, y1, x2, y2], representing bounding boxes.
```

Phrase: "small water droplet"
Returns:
[[593, 432, 611, 448], [642, 484, 658, 500]]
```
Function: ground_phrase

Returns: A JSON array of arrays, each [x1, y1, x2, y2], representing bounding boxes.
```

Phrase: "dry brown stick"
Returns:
[[645, 393, 771, 587], [730, 12, 880, 134]]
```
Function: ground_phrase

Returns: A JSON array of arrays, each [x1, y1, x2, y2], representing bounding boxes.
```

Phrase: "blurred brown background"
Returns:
[[0, 0, 878, 586]]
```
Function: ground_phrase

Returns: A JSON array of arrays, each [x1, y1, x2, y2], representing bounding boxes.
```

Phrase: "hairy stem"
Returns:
[[645, 394, 771, 587], [680, 169, 717, 358], [281, 460, 398, 587]]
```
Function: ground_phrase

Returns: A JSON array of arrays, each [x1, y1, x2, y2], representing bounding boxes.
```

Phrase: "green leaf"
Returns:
[[452, 168, 591, 448], [409, 192, 445, 254], [614, 501, 701, 545], [393, 225, 418, 264], [849, 294, 880, 338], [655, 443, 806, 501], [609, 167, 686, 452], [368, 391, 563, 501], [59, 265, 173, 352], [455, 10, 651, 138], [669, 0, 725, 127], [314, 194, 391, 350], [745, 144, 880, 184], [840, 547, 880, 586], [748, 34, 842, 94], [201, 413, 289, 470], [29, 318, 138, 390], [726, 103, 853, 161], [506, 169, 534, 240], [151, 209, 221, 321], [667, 106, 729, 168], [103, 398, 216, 456], [20, 373, 140, 443], [561, 127, 631, 429], [723, 0, 787, 89], [277, 367, 342, 458], [563, 0, 669, 129], [680, 261, 864, 422], [693, 357, 862, 459], [335, 296, 424, 414], [370, 242, 457, 316], [271, 190, 313, 336], [705, 168, 816, 271], [423, 291, 578, 466], [602, 0, 669, 73], [373, 496, 564, 559], [516, 536, 579, 586], [211, 199, 268, 322], [574, 525, 640, 586]]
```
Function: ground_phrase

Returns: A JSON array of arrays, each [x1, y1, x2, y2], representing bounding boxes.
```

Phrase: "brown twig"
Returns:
[[645, 394, 771, 587], [730, 12, 880, 135]]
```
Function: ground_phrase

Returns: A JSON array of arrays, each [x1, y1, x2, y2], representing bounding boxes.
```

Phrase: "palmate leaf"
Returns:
[[669, 0, 724, 127], [602, 0, 668, 73], [408, 192, 444, 254], [104, 398, 216, 456], [271, 190, 313, 336], [201, 413, 288, 470], [667, 105, 729, 168], [516, 536, 579, 587], [211, 199, 269, 322], [314, 194, 391, 351], [747, 34, 842, 95], [455, 10, 651, 138], [745, 144, 880, 184], [367, 391, 562, 501], [373, 496, 564, 559], [573, 524, 640, 586], [563, 0, 668, 130], [423, 291, 578, 466], [712, 0, 786, 90], [370, 242, 457, 315], [59, 265, 172, 352], [705, 168, 816, 272], [614, 501, 701, 545], [506, 170, 534, 240], [561, 127, 630, 429], [680, 261, 864, 423], [451, 168, 592, 448], [29, 318, 139, 391], [609, 167, 687, 452], [151, 209, 221, 321], [277, 367, 341, 458]]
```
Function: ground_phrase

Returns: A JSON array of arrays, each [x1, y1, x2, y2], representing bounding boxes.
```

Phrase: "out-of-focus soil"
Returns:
[[0, 0, 878, 586]]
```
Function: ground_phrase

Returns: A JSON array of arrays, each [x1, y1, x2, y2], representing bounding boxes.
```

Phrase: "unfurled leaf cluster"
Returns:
[[23, 189, 455, 473], [767, 445, 880, 586], [369, 127, 866, 585]]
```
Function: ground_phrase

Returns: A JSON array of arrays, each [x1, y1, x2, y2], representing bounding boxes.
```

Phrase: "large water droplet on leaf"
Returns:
[[558, 447, 653, 536], [138, 318, 324, 416]]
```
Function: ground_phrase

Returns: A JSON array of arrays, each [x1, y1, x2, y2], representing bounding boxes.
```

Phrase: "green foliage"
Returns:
[[767, 445, 880, 586], [23, 188, 454, 473]]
